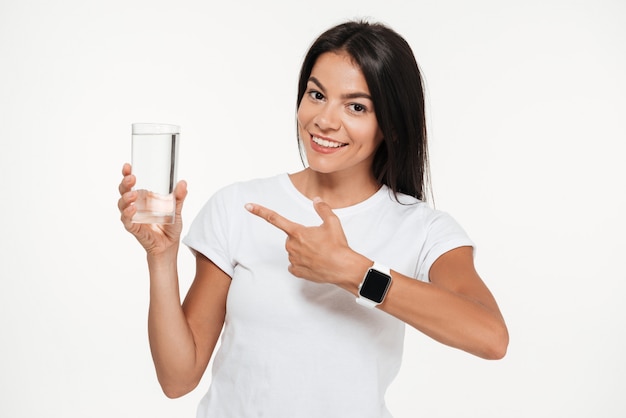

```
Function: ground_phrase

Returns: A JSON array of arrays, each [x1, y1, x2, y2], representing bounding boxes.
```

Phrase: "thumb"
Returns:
[[174, 180, 188, 212], [312, 197, 339, 225]]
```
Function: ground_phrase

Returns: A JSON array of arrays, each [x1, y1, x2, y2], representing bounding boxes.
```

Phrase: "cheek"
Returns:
[[297, 108, 319, 145], [297, 115, 309, 140], [297, 104, 311, 130], [345, 121, 382, 149], [374, 128, 384, 147]]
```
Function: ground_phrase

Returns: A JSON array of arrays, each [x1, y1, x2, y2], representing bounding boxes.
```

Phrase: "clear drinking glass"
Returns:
[[131, 123, 180, 224]]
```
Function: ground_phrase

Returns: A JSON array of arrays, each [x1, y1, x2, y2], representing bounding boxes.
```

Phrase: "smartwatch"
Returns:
[[356, 262, 392, 308]]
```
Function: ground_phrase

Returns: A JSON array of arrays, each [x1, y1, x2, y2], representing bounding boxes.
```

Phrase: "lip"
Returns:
[[309, 134, 347, 154]]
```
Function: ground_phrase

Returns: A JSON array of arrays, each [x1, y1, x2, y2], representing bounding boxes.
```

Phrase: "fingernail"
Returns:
[[313, 197, 322, 203], [244, 203, 253, 211]]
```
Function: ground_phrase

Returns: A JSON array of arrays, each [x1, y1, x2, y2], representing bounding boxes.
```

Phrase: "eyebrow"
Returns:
[[308, 76, 373, 101]]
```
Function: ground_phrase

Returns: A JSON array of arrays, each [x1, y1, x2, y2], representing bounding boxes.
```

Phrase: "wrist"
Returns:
[[147, 248, 178, 274], [335, 252, 373, 295], [356, 262, 392, 308]]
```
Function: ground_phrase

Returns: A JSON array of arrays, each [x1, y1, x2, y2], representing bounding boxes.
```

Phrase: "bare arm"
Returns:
[[118, 163, 230, 397], [316, 246, 508, 360], [245, 199, 508, 360], [147, 252, 230, 398], [377, 246, 508, 359]]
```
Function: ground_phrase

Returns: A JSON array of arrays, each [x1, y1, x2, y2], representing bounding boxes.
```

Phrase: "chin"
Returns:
[[304, 158, 339, 174]]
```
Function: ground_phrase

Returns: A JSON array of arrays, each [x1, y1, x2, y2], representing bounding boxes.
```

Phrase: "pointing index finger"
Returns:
[[245, 203, 296, 235]]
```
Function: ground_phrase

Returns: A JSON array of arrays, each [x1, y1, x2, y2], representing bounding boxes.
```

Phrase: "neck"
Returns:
[[289, 168, 381, 209]]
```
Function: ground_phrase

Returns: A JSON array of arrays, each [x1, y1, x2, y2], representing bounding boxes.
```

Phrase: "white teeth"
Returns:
[[312, 136, 345, 148]]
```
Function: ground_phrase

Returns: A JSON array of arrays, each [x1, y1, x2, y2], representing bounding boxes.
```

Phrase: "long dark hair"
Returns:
[[297, 20, 430, 201]]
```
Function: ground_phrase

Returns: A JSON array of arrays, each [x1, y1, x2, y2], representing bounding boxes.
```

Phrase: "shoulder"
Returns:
[[380, 188, 437, 219], [381, 189, 469, 235], [219, 173, 285, 193], [185, 174, 288, 242], [208, 173, 288, 202]]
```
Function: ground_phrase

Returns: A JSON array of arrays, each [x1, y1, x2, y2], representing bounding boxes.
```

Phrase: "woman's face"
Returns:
[[297, 51, 384, 178]]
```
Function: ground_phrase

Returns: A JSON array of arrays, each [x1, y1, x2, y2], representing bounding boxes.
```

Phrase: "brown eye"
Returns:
[[349, 103, 367, 113], [308, 90, 324, 101]]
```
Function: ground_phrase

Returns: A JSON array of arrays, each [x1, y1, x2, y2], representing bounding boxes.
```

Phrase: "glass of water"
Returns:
[[131, 123, 180, 224]]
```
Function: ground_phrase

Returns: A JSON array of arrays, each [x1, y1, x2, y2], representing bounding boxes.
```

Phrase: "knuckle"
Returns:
[[265, 212, 276, 224], [289, 227, 303, 240]]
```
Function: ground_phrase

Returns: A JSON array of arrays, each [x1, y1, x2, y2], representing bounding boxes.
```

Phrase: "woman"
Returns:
[[118, 20, 508, 418]]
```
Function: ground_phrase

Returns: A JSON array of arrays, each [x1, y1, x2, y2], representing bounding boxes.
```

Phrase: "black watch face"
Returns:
[[359, 269, 391, 303]]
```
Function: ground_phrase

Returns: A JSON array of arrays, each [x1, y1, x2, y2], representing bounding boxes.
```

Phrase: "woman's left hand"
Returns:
[[245, 197, 369, 287]]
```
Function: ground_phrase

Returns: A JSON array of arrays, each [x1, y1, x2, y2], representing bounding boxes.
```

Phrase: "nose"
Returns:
[[314, 103, 341, 131]]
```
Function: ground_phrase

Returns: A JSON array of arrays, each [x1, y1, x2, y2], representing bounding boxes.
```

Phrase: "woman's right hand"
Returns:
[[118, 163, 188, 257]]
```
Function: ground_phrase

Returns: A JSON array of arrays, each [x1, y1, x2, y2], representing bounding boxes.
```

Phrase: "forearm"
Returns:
[[335, 250, 508, 360], [380, 274, 508, 359], [146, 252, 200, 396]]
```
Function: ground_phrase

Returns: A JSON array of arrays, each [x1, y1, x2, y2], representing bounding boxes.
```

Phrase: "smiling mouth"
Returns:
[[311, 135, 347, 148]]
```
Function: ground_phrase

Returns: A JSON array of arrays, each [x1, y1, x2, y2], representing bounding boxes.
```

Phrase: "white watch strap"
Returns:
[[356, 295, 379, 308], [356, 262, 391, 308], [370, 262, 390, 276]]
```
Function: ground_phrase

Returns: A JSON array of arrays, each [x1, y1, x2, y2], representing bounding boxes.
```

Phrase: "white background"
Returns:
[[1, 0, 624, 417]]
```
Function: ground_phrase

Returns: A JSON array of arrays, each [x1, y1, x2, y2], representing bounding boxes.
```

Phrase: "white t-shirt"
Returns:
[[183, 173, 473, 418]]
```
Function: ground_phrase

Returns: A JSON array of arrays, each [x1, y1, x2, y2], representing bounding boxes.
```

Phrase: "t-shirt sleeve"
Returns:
[[415, 211, 475, 282], [182, 187, 235, 278]]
